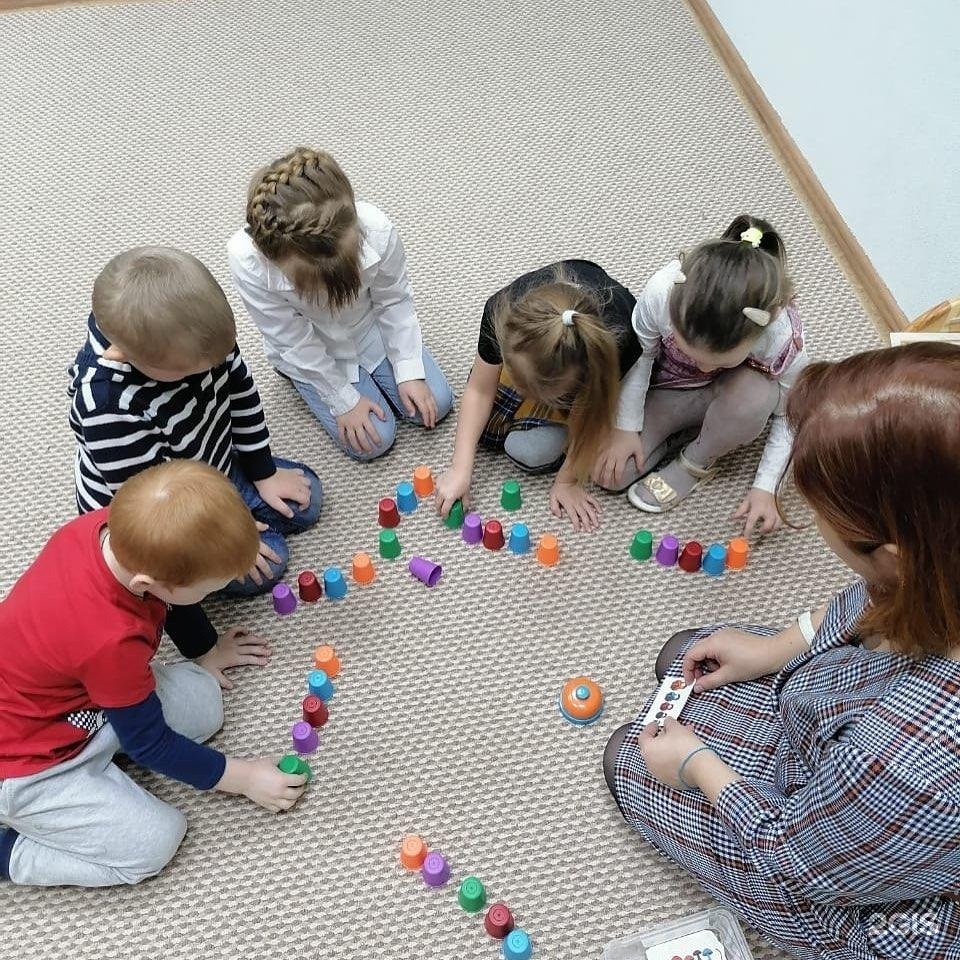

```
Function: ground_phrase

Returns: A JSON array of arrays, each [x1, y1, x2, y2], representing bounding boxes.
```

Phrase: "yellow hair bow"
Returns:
[[740, 226, 763, 248]]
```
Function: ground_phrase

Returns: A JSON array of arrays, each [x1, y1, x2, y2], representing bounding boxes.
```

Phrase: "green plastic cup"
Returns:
[[379, 529, 401, 559], [630, 529, 653, 561], [458, 875, 487, 913], [500, 480, 522, 511], [444, 499, 465, 529], [278, 754, 312, 782]]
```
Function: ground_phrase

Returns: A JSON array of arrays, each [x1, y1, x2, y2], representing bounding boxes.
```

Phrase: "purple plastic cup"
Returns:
[[462, 512, 483, 545], [272, 582, 298, 615], [655, 534, 680, 567], [421, 851, 450, 887], [291, 720, 319, 754], [409, 556, 443, 587]]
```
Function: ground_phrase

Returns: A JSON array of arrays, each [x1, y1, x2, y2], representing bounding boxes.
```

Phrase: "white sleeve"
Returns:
[[228, 252, 360, 416], [752, 346, 810, 492], [368, 222, 425, 383]]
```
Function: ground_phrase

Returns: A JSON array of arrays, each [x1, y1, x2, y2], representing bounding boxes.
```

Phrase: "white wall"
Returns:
[[708, 0, 960, 319]]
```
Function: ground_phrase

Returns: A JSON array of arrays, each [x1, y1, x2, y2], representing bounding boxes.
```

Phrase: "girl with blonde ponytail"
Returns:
[[435, 261, 643, 532], [227, 147, 453, 461]]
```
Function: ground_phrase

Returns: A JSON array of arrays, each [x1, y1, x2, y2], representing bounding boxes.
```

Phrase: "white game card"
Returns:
[[645, 928, 726, 960], [641, 675, 693, 728]]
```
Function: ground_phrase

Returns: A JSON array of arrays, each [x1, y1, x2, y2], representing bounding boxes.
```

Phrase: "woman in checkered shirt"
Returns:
[[606, 342, 960, 960]]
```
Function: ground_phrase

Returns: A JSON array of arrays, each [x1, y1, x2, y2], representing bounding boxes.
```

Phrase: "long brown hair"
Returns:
[[784, 342, 960, 657], [245, 147, 362, 310], [493, 267, 620, 482], [672, 214, 794, 352]]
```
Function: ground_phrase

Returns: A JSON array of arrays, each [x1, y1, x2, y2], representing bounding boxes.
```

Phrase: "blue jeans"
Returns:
[[220, 456, 324, 597], [291, 351, 454, 461]]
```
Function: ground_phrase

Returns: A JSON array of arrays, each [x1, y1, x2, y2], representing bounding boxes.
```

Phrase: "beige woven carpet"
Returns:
[[0, 1, 882, 957]]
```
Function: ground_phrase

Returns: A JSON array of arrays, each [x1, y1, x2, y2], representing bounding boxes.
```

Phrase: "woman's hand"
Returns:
[[682, 627, 788, 692], [638, 718, 706, 790], [732, 487, 781, 536], [398, 379, 439, 429], [593, 429, 645, 490], [336, 397, 387, 454], [198, 626, 272, 690], [549, 478, 601, 532], [435, 466, 472, 518]]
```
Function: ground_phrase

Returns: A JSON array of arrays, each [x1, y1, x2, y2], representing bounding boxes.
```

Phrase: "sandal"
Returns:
[[627, 448, 718, 513]]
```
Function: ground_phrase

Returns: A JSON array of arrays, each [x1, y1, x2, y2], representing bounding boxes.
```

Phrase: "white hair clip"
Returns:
[[740, 226, 764, 248], [674, 270, 686, 283], [561, 309, 577, 326], [742, 307, 771, 327]]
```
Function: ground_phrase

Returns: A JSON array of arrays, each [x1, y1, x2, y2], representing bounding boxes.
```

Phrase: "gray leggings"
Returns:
[[504, 366, 779, 488], [0, 661, 223, 886]]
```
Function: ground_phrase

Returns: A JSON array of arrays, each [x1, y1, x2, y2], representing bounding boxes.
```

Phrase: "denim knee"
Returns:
[[292, 467, 323, 528], [431, 377, 454, 423], [220, 533, 289, 597], [347, 415, 396, 462]]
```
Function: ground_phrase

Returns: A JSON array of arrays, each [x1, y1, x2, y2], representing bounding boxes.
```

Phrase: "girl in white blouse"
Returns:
[[594, 215, 808, 535], [227, 148, 453, 460]]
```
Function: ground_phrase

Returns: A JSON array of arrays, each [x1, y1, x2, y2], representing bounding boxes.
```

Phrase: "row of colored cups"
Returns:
[[630, 530, 749, 575], [289, 645, 341, 754], [451, 504, 559, 567], [400, 835, 533, 959]]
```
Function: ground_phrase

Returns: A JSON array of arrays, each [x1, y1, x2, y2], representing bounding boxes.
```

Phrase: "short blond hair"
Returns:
[[92, 247, 236, 367], [108, 460, 259, 586]]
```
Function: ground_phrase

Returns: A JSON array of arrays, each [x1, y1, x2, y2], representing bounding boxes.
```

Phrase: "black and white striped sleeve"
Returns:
[[226, 347, 275, 482]]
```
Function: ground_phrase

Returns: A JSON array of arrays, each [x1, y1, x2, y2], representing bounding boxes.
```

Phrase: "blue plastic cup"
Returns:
[[307, 669, 335, 702], [396, 480, 418, 514], [323, 567, 348, 600], [503, 928, 532, 960], [702, 542, 727, 576], [508, 522, 531, 555]]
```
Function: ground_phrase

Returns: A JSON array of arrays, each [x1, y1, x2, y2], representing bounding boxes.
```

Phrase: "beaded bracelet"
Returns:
[[677, 745, 716, 791]]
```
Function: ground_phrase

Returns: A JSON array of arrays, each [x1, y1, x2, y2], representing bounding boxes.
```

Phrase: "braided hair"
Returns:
[[245, 147, 363, 309]]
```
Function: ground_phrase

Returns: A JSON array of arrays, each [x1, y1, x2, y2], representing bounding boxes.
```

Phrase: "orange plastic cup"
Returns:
[[313, 644, 341, 678], [352, 551, 376, 585], [412, 465, 435, 497], [727, 537, 749, 570], [536, 533, 559, 567], [400, 834, 428, 870]]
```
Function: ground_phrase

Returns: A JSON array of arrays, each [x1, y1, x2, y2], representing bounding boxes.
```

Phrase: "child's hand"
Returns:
[[681, 627, 785, 692], [435, 467, 472, 518], [593, 429, 645, 490], [638, 718, 705, 790], [549, 478, 601, 532], [254, 468, 312, 519], [732, 487, 781, 536], [336, 397, 387, 454], [198, 626, 272, 690], [398, 379, 439, 429], [247, 522, 283, 586], [217, 757, 307, 812]]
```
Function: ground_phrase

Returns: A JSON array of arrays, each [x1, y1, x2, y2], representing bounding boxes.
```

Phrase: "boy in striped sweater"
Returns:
[[68, 247, 322, 629]]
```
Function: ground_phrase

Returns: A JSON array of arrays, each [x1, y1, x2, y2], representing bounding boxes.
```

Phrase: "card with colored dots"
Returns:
[[644, 930, 726, 960], [641, 675, 693, 728]]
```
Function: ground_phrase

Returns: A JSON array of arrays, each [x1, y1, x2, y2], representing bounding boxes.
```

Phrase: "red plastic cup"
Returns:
[[484, 902, 515, 939], [483, 519, 505, 550], [297, 570, 322, 601], [378, 497, 401, 528], [678, 541, 703, 572], [302, 694, 329, 728]]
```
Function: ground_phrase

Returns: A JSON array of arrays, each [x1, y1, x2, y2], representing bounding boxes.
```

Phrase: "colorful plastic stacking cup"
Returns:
[[323, 567, 347, 600], [462, 512, 483, 545], [408, 556, 443, 587], [413, 465, 435, 497], [278, 754, 312, 781], [272, 582, 297, 615], [297, 570, 322, 601], [352, 551, 376, 585], [558, 676, 604, 725], [444, 499, 465, 529], [396, 481, 418, 514], [378, 497, 401, 528], [500, 479, 522, 511], [302, 694, 329, 728], [630, 529, 653, 561], [678, 540, 703, 573], [399, 834, 428, 871], [421, 851, 450, 887], [503, 929, 533, 960], [458, 876, 487, 913], [313, 644, 341, 678], [703, 542, 727, 576], [508, 522, 531, 555], [485, 903, 515, 939], [308, 669, 335, 702], [291, 720, 319, 754], [379, 529, 401, 559], [655, 534, 680, 567], [536, 533, 559, 567], [727, 537, 749, 570], [483, 519, 505, 551]]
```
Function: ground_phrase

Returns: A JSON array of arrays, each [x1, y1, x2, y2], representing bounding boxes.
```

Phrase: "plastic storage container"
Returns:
[[602, 907, 754, 960]]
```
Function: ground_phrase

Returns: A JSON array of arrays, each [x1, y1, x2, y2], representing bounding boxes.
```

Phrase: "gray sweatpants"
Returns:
[[0, 661, 223, 887]]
